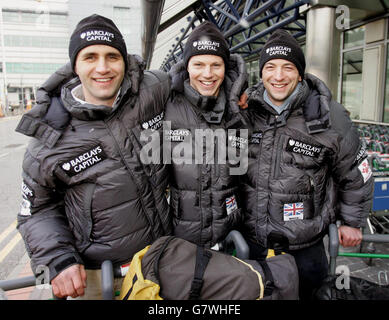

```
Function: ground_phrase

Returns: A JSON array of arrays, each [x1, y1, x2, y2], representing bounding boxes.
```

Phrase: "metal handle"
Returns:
[[224, 230, 250, 260], [101, 260, 114, 300], [328, 223, 339, 275], [0, 275, 36, 291], [0, 261, 119, 300], [362, 234, 389, 243], [328, 223, 389, 275]]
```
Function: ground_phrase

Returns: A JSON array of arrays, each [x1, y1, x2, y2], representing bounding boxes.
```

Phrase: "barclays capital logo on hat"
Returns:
[[193, 36, 220, 52], [266, 45, 291, 57], [80, 30, 115, 42]]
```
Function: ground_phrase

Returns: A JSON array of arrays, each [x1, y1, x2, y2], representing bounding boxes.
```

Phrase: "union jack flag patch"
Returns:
[[283, 202, 304, 221], [226, 195, 238, 215]]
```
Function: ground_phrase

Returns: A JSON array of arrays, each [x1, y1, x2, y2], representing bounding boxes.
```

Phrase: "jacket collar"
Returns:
[[246, 73, 332, 134], [60, 75, 132, 121], [183, 80, 226, 124]]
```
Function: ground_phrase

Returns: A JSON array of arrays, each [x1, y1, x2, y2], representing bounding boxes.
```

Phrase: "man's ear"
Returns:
[[299, 75, 302, 82]]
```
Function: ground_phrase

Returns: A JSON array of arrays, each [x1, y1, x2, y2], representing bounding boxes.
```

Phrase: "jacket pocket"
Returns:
[[82, 183, 95, 242], [65, 183, 95, 251], [269, 191, 315, 223], [169, 186, 180, 221], [273, 134, 285, 179]]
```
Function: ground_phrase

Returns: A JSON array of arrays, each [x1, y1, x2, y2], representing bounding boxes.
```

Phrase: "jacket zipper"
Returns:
[[255, 124, 265, 243], [103, 119, 156, 241], [272, 115, 282, 179], [273, 135, 283, 179]]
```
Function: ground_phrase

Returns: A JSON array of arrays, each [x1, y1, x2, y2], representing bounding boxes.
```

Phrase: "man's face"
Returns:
[[262, 59, 301, 106], [187, 55, 225, 97], [74, 44, 125, 106]]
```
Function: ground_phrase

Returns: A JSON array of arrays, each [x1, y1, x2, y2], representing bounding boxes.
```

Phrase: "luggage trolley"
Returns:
[[356, 121, 389, 263], [328, 223, 389, 276], [319, 224, 389, 300], [0, 230, 249, 300]]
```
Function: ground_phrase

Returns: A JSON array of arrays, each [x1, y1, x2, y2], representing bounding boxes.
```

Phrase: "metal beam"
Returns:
[[160, 0, 308, 70], [158, 1, 202, 33], [308, 0, 385, 12], [141, 0, 165, 69], [230, 12, 297, 52]]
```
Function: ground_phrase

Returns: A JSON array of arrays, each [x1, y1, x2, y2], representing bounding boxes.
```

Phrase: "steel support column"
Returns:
[[141, 0, 165, 69], [305, 6, 340, 99]]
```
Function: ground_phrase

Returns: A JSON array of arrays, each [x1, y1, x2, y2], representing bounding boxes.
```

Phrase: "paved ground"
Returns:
[[336, 240, 389, 286]]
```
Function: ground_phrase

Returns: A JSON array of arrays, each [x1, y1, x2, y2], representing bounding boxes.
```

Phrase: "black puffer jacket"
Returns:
[[165, 54, 248, 248], [241, 73, 373, 250], [16, 55, 171, 280]]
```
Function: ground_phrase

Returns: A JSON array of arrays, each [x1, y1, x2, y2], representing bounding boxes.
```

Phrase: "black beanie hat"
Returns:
[[69, 14, 128, 72], [259, 29, 305, 78], [183, 21, 230, 68]]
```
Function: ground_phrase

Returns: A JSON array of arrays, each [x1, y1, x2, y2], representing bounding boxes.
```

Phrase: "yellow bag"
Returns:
[[119, 246, 163, 300]]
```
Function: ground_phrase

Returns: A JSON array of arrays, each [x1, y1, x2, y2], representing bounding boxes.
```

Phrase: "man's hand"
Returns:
[[51, 264, 87, 299], [338, 225, 363, 247], [238, 92, 248, 109]]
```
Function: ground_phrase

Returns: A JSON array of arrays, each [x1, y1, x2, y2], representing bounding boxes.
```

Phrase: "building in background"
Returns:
[[2, 0, 389, 125], [340, 15, 389, 124], [152, 1, 389, 125], [0, 0, 141, 116]]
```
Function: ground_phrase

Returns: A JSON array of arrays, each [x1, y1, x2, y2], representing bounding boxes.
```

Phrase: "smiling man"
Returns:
[[15, 14, 171, 299], [73, 45, 124, 106], [164, 21, 248, 248], [240, 29, 373, 300]]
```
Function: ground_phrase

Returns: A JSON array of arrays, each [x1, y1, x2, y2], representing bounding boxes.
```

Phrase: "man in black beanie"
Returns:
[[241, 29, 373, 300], [164, 21, 248, 249], [15, 14, 172, 299], [67, 14, 128, 107], [69, 14, 128, 72], [183, 21, 230, 69]]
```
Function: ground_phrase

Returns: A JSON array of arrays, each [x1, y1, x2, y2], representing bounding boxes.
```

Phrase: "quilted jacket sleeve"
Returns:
[[17, 140, 83, 282], [330, 102, 373, 228]]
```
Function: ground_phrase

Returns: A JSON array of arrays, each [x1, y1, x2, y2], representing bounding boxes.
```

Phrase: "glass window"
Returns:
[[247, 60, 259, 87], [2, 11, 20, 23], [4, 35, 68, 48], [3, 10, 67, 27], [341, 49, 364, 119], [21, 12, 40, 23], [344, 26, 365, 49], [49, 14, 67, 26], [6, 62, 63, 74], [383, 44, 389, 123], [113, 7, 131, 49], [113, 7, 131, 29]]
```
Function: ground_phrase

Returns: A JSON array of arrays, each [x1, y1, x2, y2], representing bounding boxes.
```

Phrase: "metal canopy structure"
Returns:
[[159, 0, 310, 71]]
